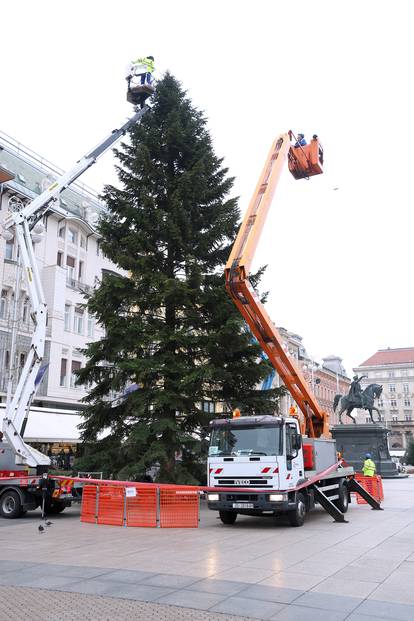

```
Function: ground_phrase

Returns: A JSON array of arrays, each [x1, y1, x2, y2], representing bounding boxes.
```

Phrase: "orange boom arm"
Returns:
[[225, 133, 328, 438]]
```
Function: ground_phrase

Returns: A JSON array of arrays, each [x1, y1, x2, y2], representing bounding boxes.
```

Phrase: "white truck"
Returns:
[[206, 414, 374, 527], [209, 132, 382, 526]]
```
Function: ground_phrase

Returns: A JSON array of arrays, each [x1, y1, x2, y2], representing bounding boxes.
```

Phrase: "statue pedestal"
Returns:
[[331, 424, 400, 478]]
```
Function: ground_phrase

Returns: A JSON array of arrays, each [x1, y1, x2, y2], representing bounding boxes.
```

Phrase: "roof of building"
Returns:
[[359, 347, 414, 367], [0, 130, 104, 225]]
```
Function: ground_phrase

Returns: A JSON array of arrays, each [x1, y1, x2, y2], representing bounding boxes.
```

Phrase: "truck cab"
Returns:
[[207, 415, 306, 522]]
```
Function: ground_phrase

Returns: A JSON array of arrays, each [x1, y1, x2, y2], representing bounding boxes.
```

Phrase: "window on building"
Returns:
[[96, 240, 100, 256], [57, 251, 63, 267], [404, 399, 411, 407], [404, 410, 412, 421], [74, 306, 84, 334], [21, 297, 29, 324], [70, 360, 81, 388], [401, 369, 408, 377], [5, 239, 14, 260], [403, 383, 409, 394], [87, 314, 94, 338], [389, 384, 396, 393], [60, 358, 67, 387], [68, 228, 77, 245], [66, 255, 76, 283], [378, 399, 384, 407], [392, 413, 398, 422], [390, 409, 398, 420], [80, 235, 86, 249], [64, 304, 71, 331], [0, 289, 9, 320], [365, 416, 371, 423], [388, 371, 395, 378], [78, 260, 84, 281], [390, 399, 397, 407], [202, 401, 216, 414], [4, 350, 10, 370], [58, 226, 66, 239]]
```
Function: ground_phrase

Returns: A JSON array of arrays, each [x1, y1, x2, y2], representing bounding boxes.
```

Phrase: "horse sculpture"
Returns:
[[333, 383, 383, 424]]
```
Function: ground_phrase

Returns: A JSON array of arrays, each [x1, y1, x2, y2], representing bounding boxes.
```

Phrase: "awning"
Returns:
[[24, 409, 82, 443]]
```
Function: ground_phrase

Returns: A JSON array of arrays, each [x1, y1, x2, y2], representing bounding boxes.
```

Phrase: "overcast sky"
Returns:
[[2, 0, 413, 376]]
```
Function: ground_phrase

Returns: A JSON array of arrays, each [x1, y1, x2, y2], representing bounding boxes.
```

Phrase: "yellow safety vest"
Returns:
[[362, 459, 376, 477], [133, 57, 155, 73]]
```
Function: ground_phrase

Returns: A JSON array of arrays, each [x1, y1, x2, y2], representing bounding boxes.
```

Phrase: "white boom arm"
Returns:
[[2, 105, 150, 468]]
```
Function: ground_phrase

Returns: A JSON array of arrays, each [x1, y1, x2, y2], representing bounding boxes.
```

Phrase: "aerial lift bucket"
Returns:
[[288, 136, 324, 180]]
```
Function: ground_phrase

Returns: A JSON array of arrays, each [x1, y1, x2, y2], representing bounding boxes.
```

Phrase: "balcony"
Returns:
[[66, 276, 92, 294]]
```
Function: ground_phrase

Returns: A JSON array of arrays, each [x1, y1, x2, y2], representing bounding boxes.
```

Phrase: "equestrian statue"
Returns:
[[333, 375, 383, 424]]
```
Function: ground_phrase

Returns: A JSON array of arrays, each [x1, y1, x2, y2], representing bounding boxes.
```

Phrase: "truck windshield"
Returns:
[[209, 425, 282, 457]]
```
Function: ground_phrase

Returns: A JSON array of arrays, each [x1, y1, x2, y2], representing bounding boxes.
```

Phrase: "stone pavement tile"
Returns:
[[368, 581, 414, 606], [288, 560, 345, 579], [186, 578, 248, 596], [211, 595, 285, 619], [0, 560, 37, 573], [212, 566, 274, 584], [292, 592, 362, 613], [270, 604, 348, 621], [157, 589, 227, 610], [347, 616, 393, 621], [140, 573, 201, 589], [15, 575, 83, 590], [51, 564, 115, 579], [311, 577, 378, 598], [333, 563, 394, 583], [60, 579, 174, 601], [353, 599, 414, 621], [236, 584, 303, 605], [97, 568, 155, 583], [260, 571, 325, 590], [406, 552, 414, 562]]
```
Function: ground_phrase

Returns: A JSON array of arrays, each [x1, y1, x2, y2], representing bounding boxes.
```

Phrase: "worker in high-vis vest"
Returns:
[[131, 56, 155, 85], [362, 453, 376, 477]]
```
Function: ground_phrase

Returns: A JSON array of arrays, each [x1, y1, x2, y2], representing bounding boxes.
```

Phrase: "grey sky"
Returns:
[[2, 0, 413, 375]]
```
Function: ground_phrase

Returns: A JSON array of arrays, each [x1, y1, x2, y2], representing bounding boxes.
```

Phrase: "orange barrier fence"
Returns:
[[354, 474, 384, 504], [81, 484, 199, 528]]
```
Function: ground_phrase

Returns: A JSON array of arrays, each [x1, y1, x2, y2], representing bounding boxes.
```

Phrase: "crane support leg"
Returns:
[[311, 485, 349, 523], [347, 478, 383, 510]]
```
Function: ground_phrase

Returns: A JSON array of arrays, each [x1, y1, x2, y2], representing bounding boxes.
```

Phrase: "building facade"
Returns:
[[0, 131, 119, 456], [272, 328, 350, 426], [354, 348, 414, 451]]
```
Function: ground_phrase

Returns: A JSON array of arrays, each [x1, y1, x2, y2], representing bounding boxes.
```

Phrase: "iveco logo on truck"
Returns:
[[234, 479, 250, 486]]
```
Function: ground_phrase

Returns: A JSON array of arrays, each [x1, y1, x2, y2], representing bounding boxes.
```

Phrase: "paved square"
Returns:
[[0, 477, 413, 620]]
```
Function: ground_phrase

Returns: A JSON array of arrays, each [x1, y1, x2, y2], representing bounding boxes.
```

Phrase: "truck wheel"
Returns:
[[219, 510, 237, 525], [45, 501, 66, 515], [333, 482, 349, 513], [0, 490, 24, 519], [288, 493, 307, 527]]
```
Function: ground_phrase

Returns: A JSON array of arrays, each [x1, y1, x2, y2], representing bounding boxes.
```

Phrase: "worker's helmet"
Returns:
[[147, 56, 154, 61], [297, 133, 304, 138], [365, 453, 372, 459], [353, 375, 358, 381]]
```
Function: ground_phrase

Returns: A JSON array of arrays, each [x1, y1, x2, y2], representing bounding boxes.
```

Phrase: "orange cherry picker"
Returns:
[[207, 133, 382, 526]]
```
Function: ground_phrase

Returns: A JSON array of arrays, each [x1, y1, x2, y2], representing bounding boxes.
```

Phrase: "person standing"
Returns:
[[362, 453, 376, 477], [130, 55, 155, 85]]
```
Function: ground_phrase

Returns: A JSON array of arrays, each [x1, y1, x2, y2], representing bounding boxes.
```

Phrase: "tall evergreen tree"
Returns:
[[77, 73, 285, 483]]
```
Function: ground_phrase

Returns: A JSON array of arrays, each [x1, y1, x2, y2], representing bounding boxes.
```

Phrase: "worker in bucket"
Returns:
[[294, 133, 307, 148], [362, 453, 376, 477], [128, 55, 155, 87]]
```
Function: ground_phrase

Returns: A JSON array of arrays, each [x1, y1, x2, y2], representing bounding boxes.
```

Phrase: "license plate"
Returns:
[[232, 502, 254, 509]]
